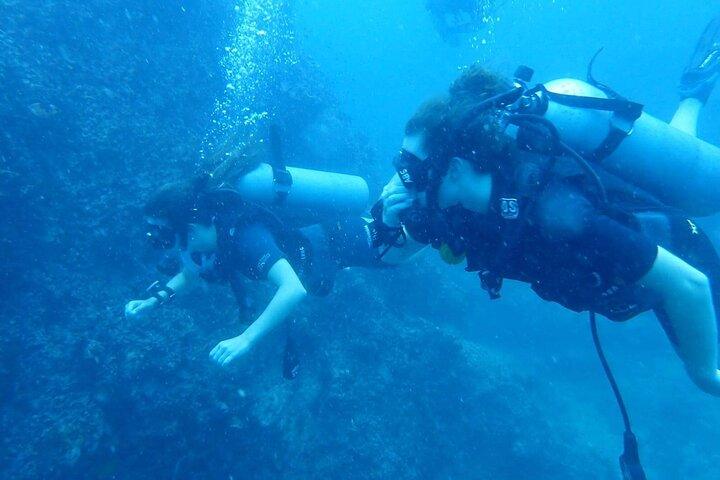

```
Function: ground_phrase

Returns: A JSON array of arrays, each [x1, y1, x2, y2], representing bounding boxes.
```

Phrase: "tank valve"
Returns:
[[514, 65, 534, 83]]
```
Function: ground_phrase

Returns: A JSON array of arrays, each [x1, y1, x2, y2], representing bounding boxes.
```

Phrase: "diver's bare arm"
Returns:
[[148, 268, 198, 305], [639, 246, 720, 395], [240, 259, 307, 346], [208, 259, 307, 366]]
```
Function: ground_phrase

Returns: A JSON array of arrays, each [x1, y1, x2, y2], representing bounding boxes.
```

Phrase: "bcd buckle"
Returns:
[[480, 270, 503, 300], [272, 166, 293, 204]]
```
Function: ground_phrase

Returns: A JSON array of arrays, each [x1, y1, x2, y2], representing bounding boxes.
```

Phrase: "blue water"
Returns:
[[296, 3, 720, 476], [2, 1, 720, 479]]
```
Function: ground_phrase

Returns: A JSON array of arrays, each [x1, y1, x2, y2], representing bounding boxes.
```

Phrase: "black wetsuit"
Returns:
[[194, 212, 382, 297], [415, 163, 720, 343]]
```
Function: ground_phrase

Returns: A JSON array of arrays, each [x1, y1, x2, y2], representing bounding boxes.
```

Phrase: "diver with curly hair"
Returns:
[[374, 16, 720, 396]]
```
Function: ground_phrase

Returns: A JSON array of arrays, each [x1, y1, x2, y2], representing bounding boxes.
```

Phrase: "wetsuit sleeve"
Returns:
[[535, 184, 659, 286], [321, 217, 385, 268], [229, 223, 285, 281]]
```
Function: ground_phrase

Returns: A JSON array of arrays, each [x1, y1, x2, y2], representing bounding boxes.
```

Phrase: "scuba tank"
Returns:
[[235, 163, 370, 225], [520, 77, 720, 216], [214, 127, 370, 227]]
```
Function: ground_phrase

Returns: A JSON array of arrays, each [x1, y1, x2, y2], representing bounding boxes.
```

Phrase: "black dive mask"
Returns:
[[145, 222, 177, 250], [393, 148, 449, 207], [393, 149, 431, 191]]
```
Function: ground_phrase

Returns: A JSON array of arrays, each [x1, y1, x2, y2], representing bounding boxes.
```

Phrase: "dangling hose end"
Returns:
[[591, 312, 648, 480]]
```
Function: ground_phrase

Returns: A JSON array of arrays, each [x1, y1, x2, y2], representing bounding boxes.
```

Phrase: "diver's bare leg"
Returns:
[[671, 15, 720, 137], [670, 98, 703, 137]]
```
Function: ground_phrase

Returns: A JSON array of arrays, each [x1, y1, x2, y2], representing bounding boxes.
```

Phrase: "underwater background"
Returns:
[[2, 0, 720, 478]]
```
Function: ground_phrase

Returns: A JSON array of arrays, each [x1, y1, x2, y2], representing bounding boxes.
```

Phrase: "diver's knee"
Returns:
[[670, 99, 702, 136], [687, 367, 720, 396]]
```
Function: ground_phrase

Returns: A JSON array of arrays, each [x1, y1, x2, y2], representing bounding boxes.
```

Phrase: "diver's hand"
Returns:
[[381, 177, 414, 228], [124, 298, 158, 319], [209, 334, 253, 367]]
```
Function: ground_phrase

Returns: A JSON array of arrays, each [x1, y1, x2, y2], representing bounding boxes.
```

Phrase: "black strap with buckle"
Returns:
[[146, 281, 176, 305], [540, 88, 644, 163], [272, 165, 293, 204], [268, 125, 293, 204]]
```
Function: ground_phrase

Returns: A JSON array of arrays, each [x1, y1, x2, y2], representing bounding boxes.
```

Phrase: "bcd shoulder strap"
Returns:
[[268, 125, 293, 204], [540, 87, 644, 163]]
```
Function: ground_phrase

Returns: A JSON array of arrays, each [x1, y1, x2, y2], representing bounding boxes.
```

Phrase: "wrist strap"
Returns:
[[146, 281, 176, 305], [367, 219, 405, 249]]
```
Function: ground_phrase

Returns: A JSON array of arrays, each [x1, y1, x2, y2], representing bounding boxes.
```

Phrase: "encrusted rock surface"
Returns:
[[0, 1, 609, 478]]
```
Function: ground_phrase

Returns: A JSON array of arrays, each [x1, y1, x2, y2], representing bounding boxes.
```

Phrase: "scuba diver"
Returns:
[[375, 17, 720, 398], [124, 146, 385, 374], [425, 0, 484, 44], [376, 18, 720, 476]]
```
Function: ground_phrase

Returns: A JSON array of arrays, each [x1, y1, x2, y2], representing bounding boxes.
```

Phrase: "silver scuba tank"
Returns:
[[235, 163, 370, 225], [536, 78, 720, 216]]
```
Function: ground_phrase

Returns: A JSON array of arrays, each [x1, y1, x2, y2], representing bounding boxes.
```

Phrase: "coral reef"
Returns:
[[1, 1, 609, 479]]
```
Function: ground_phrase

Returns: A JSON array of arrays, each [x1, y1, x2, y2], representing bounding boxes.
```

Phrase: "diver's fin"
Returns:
[[679, 15, 720, 102]]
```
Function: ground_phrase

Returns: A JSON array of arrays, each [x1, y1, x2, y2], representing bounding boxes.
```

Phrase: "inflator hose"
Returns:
[[590, 312, 647, 480]]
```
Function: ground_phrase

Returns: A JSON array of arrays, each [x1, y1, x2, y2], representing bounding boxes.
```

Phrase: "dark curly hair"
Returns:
[[448, 64, 512, 100], [404, 64, 514, 173]]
